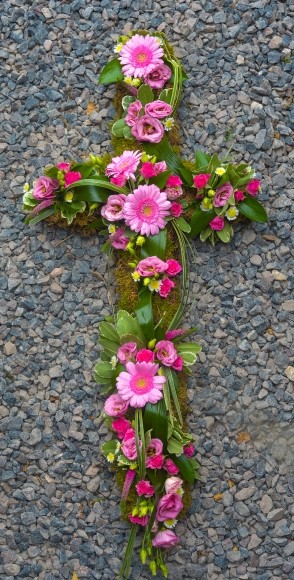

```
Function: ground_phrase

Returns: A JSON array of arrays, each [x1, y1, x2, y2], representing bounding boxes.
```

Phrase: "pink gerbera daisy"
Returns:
[[105, 150, 141, 181], [118, 34, 164, 78], [116, 361, 166, 408], [124, 184, 171, 236]]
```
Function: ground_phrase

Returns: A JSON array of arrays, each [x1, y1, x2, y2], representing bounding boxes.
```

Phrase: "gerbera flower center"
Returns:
[[133, 46, 152, 66], [130, 373, 152, 394], [142, 204, 153, 216], [136, 378, 147, 388]]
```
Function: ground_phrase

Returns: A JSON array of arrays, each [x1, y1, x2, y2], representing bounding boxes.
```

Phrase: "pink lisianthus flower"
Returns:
[[129, 514, 149, 526], [64, 171, 82, 187], [104, 393, 129, 417], [164, 186, 183, 200], [33, 176, 59, 200], [136, 480, 155, 498], [164, 459, 180, 475], [209, 216, 225, 231], [165, 329, 185, 341], [112, 417, 131, 439], [145, 100, 173, 119], [57, 162, 71, 172], [121, 431, 140, 460], [116, 361, 165, 408], [146, 454, 164, 469], [145, 63, 172, 89], [125, 100, 142, 127], [147, 438, 163, 456], [166, 175, 182, 188], [234, 189, 245, 202], [170, 202, 183, 218], [101, 194, 127, 222], [106, 150, 141, 181], [118, 34, 164, 78], [124, 184, 171, 236], [183, 443, 195, 458], [246, 179, 261, 196], [109, 227, 129, 250], [156, 493, 183, 521], [132, 115, 164, 143], [172, 356, 183, 372], [156, 340, 178, 366], [159, 278, 175, 298], [136, 256, 168, 277], [140, 161, 157, 179], [166, 259, 182, 277], [110, 175, 126, 187], [193, 173, 211, 189], [117, 342, 138, 364], [165, 476, 183, 495], [136, 349, 155, 363], [213, 183, 233, 207], [152, 530, 180, 548]]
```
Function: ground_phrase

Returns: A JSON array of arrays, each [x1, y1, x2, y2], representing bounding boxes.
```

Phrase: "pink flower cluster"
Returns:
[[134, 256, 182, 298], [125, 99, 173, 143], [118, 33, 171, 88]]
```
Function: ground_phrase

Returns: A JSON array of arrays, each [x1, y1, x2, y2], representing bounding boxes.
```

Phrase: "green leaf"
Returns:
[[98, 57, 124, 84], [188, 207, 215, 237], [174, 216, 191, 233], [171, 455, 196, 484], [147, 468, 166, 493], [177, 342, 202, 353], [72, 178, 128, 195], [23, 191, 36, 207], [149, 170, 171, 189], [112, 118, 127, 137], [73, 185, 108, 203], [144, 399, 168, 448], [99, 338, 119, 356], [238, 196, 268, 223], [99, 322, 120, 343], [200, 227, 212, 242], [135, 289, 154, 342], [119, 334, 145, 349], [167, 437, 183, 455], [158, 88, 173, 104], [195, 150, 211, 170], [122, 95, 135, 111], [101, 440, 117, 455], [116, 310, 145, 341], [216, 223, 233, 243], [123, 125, 133, 140], [140, 229, 167, 261], [45, 167, 58, 178], [25, 206, 55, 225], [60, 201, 86, 225], [144, 134, 193, 186], [94, 362, 113, 382], [72, 164, 94, 179], [137, 84, 154, 105]]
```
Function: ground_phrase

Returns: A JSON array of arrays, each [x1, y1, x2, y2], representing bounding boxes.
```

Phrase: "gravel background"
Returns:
[[1, 0, 294, 579]]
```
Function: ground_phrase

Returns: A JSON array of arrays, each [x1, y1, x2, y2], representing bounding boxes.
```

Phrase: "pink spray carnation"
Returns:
[[33, 176, 59, 200], [57, 162, 71, 172], [109, 227, 129, 250], [164, 459, 180, 475], [172, 356, 183, 372], [64, 171, 82, 187], [129, 514, 149, 526], [156, 493, 183, 521], [166, 175, 182, 188], [146, 454, 164, 469], [116, 361, 165, 408], [104, 394, 129, 417], [246, 179, 261, 196], [164, 187, 183, 200], [117, 342, 138, 364], [209, 216, 225, 231], [234, 190, 245, 202], [165, 476, 183, 495], [144, 63, 172, 89], [101, 194, 127, 222], [112, 417, 131, 439], [154, 161, 167, 174], [136, 349, 155, 363], [213, 183, 233, 207], [124, 184, 171, 236], [118, 34, 164, 78], [193, 173, 211, 189], [136, 256, 168, 277], [145, 100, 173, 119], [170, 202, 183, 218], [166, 259, 182, 277], [131, 115, 164, 143], [106, 150, 141, 181], [140, 162, 157, 179], [183, 443, 195, 458], [121, 432, 140, 460], [152, 530, 180, 548], [159, 278, 175, 298], [155, 340, 178, 366], [135, 480, 155, 498], [125, 100, 142, 127]]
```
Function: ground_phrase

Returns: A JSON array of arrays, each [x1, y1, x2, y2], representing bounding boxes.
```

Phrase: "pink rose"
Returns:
[[209, 216, 225, 231], [136, 480, 155, 498], [156, 493, 183, 521], [147, 438, 163, 456], [136, 349, 155, 363], [129, 514, 148, 526], [131, 115, 164, 143], [183, 443, 195, 458], [164, 187, 183, 200], [166, 259, 182, 277], [246, 179, 261, 196], [145, 100, 173, 119], [146, 454, 164, 469], [164, 459, 180, 475], [136, 256, 168, 277], [234, 190, 245, 202], [165, 476, 183, 495], [159, 278, 175, 298], [117, 342, 137, 364], [112, 417, 131, 439], [109, 227, 129, 250], [110, 175, 126, 187], [170, 202, 183, 218], [152, 530, 180, 548], [122, 434, 140, 461], [144, 64, 172, 89], [165, 329, 185, 341], [64, 171, 82, 187], [33, 176, 59, 200], [154, 161, 167, 174], [125, 100, 142, 127], [104, 394, 129, 417], [57, 162, 71, 172], [140, 162, 157, 179], [101, 194, 127, 221], [172, 356, 183, 372], [166, 175, 182, 188], [193, 173, 211, 189], [213, 183, 233, 207], [155, 340, 177, 366]]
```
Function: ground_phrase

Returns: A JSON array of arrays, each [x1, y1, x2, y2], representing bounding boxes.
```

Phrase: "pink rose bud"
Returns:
[[183, 443, 195, 458], [112, 417, 131, 439], [110, 175, 126, 187], [172, 356, 183, 372], [109, 227, 129, 250], [135, 480, 155, 498], [131, 115, 164, 143], [136, 349, 155, 363], [165, 329, 185, 341], [170, 202, 183, 218], [140, 162, 157, 179], [234, 190, 245, 202], [193, 173, 211, 188], [209, 216, 225, 231], [166, 175, 182, 188], [154, 161, 167, 174], [164, 459, 180, 475], [246, 179, 261, 196], [145, 100, 173, 119], [64, 171, 82, 187], [164, 476, 183, 495], [146, 454, 164, 469], [129, 514, 149, 526], [159, 278, 175, 298], [57, 162, 71, 172], [165, 259, 182, 277], [136, 256, 168, 277]]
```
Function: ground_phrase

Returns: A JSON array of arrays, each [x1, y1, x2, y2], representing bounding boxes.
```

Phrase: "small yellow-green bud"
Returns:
[[149, 561, 157, 576], [140, 549, 147, 564], [136, 235, 145, 246], [148, 339, 156, 349], [207, 189, 215, 198], [143, 277, 151, 286], [65, 192, 73, 203]]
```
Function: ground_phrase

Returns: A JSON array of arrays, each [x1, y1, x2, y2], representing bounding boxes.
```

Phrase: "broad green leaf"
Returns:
[[137, 84, 154, 105], [72, 178, 128, 195], [99, 322, 120, 343], [149, 170, 171, 189], [98, 57, 124, 84], [119, 334, 145, 349], [200, 227, 212, 242], [188, 207, 215, 237], [94, 362, 113, 380], [122, 95, 135, 111], [238, 196, 268, 223], [73, 185, 108, 203], [112, 118, 127, 137], [60, 201, 86, 225], [25, 206, 55, 225], [167, 437, 183, 455], [208, 153, 221, 174], [195, 150, 210, 170], [158, 88, 173, 104], [135, 289, 154, 341], [73, 164, 94, 179], [171, 455, 196, 484], [116, 310, 145, 341], [216, 223, 233, 243], [177, 342, 202, 353], [174, 216, 191, 233], [140, 229, 167, 261], [99, 337, 119, 356], [102, 440, 117, 455], [144, 399, 168, 449]]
